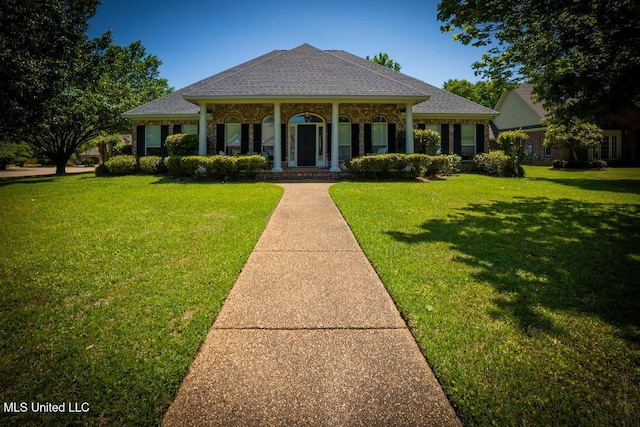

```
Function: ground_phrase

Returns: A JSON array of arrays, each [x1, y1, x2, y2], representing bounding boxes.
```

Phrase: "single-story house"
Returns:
[[123, 43, 498, 172], [491, 84, 640, 165]]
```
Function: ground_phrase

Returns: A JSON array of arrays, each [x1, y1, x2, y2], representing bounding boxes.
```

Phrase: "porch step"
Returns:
[[256, 169, 354, 181]]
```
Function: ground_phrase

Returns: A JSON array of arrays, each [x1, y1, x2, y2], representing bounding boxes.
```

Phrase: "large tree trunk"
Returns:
[[54, 158, 67, 175]]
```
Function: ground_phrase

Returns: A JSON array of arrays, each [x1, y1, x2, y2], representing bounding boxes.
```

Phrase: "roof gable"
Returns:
[[493, 84, 547, 130]]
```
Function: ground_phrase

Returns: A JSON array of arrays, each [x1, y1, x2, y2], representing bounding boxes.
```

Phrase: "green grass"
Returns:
[[330, 166, 640, 426], [0, 175, 283, 426]]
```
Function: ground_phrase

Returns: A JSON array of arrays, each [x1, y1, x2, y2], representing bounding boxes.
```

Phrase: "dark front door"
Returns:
[[297, 125, 316, 167]]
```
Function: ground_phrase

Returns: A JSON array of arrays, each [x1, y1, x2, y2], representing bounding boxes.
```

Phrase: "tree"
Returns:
[[496, 129, 528, 177], [0, 1, 171, 174], [442, 79, 505, 109], [366, 52, 401, 71], [543, 120, 603, 162], [437, 0, 640, 124]]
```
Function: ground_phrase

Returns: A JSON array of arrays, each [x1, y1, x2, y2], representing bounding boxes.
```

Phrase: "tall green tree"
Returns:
[[0, 0, 171, 174], [437, 0, 640, 124], [442, 79, 505, 109], [366, 52, 402, 71]]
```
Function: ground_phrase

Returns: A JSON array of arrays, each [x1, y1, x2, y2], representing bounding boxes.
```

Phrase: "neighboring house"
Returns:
[[123, 43, 497, 172], [492, 84, 640, 165]]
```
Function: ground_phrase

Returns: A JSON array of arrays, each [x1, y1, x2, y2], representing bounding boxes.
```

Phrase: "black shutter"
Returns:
[[387, 123, 397, 153], [241, 124, 249, 154], [253, 124, 262, 153], [418, 123, 426, 130], [173, 124, 182, 134], [453, 124, 462, 155], [351, 123, 360, 157], [216, 124, 225, 154], [327, 123, 332, 148], [281, 124, 286, 161], [440, 124, 449, 154], [136, 125, 145, 157], [160, 125, 169, 157], [476, 123, 485, 154], [364, 124, 372, 154]]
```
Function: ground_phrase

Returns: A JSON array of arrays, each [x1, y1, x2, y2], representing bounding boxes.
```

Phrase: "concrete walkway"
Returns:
[[0, 166, 96, 179], [162, 183, 461, 426]]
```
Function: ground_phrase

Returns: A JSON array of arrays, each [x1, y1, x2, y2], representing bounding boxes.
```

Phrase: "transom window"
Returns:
[[145, 125, 161, 156], [338, 115, 351, 161], [372, 115, 388, 154], [461, 124, 476, 157], [225, 116, 241, 155]]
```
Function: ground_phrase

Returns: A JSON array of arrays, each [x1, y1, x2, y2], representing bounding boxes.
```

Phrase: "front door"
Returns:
[[297, 124, 316, 167]]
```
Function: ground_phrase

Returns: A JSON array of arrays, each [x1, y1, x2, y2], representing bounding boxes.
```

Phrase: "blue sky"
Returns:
[[88, 0, 486, 91]]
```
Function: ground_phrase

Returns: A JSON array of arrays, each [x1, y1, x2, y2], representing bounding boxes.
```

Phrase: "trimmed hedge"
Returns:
[[104, 155, 138, 175], [166, 155, 268, 179], [345, 153, 460, 178], [473, 150, 511, 176], [165, 133, 198, 156], [552, 159, 608, 169], [139, 156, 166, 174]]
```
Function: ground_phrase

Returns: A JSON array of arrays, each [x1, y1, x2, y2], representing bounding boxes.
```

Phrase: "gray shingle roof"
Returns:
[[124, 43, 497, 117]]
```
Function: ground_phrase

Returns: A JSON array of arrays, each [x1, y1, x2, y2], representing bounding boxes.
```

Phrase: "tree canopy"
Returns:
[[437, 0, 640, 124], [366, 52, 401, 71], [442, 79, 504, 109], [0, 0, 171, 173]]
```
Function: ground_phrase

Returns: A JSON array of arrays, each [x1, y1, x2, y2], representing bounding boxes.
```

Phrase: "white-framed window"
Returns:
[[338, 115, 351, 161], [372, 115, 388, 154], [461, 124, 475, 157], [261, 115, 274, 156], [183, 124, 197, 135], [145, 125, 161, 156], [544, 144, 552, 157], [595, 131, 621, 160], [225, 116, 241, 155]]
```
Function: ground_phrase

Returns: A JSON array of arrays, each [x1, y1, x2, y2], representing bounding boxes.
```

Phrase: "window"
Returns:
[[461, 124, 475, 157], [425, 123, 439, 133], [338, 115, 351, 161], [145, 125, 161, 156], [261, 116, 274, 156], [544, 145, 552, 157], [225, 116, 241, 155], [372, 115, 388, 154], [594, 131, 621, 160], [183, 124, 197, 135]]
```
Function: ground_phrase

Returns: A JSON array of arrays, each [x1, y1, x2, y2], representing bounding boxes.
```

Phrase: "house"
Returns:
[[123, 43, 498, 172], [492, 84, 640, 165]]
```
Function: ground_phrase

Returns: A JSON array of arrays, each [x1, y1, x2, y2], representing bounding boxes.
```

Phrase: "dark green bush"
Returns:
[[95, 163, 110, 177], [165, 133, 198, 156], [105, 155, 138, 175], [139, 156, 166, 175], [236, 155, 268, 177], [0, 150, 14, 170], [165, 155, 266, 180], [429, 154, 461, 176], [346, 154, 460, 178], [473, 150, 511, 176], [552, 159, 567, 169]]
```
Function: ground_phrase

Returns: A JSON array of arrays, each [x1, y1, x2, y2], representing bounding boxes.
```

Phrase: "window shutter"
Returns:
[[173, 124, 182, 134], [440, 124, 449, 154], [351, 124, 360, 157], [476, 124, 485, 154], [253, 124, 262, 153], [281, 124, 286, 161], [136, 125, 145, 157], [327, 123, 332, 147], [216, 124, 225, 154], [453, 124, 462, 155], [160, 125, 169, 157], [241, 124, 249, 154], [388, 123, 397, 152], [364, 124, 372, 154]]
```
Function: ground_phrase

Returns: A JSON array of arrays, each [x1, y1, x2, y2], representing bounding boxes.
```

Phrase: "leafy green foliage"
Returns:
[[397, 129, 441, 155], [543, 120, 603, 161], [92, 133, 121, 163], [0, 141, 32, 169], [139, 156, 167, 175], [473, 150, 511, 176], [365, 52, 402, 71], [165, 133, 199, 156], [437, 0, 640, 124], [105, 155, 138, 175], [346, 153, 460, 178], [442, 79, 505, 109], [163, 155, 268, 180], [494, 130, 528, 177]]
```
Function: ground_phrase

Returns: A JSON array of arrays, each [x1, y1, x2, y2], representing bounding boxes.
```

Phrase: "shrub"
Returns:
[[429, 154, 461, 176], [590, 160, 608, 169], [552, 159, 567, 169], [114, 142, 132, 156], [346, 154, 459, 178], [496, 130, 528, 177], [405, 154, 432, 177], [0, 150, 14, 170], [165, 133, 198, 156], [95, 163, 110, 177], [397, 129, 441, 155], [105, 155, 138, 175], [473, 150, 511, 176], [236, 155, 268, 177], [139, 156, 166, 175]]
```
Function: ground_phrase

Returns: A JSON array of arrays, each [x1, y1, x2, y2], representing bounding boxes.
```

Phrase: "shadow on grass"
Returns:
[[386, 197, 640, 341], [530, 177, 640, 195], [0, 177, 60, 187]]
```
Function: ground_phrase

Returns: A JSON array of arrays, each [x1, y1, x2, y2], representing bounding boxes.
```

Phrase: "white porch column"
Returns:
[[405, 102, 414, 154], [330, 103, 340, 172], [272, 102, 283, 172], [198, 102, 207, 155]]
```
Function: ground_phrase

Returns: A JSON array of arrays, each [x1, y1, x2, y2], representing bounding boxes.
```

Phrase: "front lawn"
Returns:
[[330, 166, 640, 426], [0, 175, 283, 426]]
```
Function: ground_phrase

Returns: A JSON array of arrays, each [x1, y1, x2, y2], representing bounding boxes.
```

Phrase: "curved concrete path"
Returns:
[[162, 183, 461, 426]]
